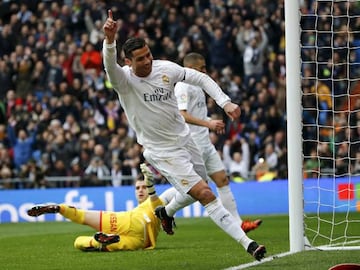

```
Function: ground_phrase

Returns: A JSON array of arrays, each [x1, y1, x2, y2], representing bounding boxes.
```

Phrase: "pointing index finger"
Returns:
[[108, 9, 113, 20]]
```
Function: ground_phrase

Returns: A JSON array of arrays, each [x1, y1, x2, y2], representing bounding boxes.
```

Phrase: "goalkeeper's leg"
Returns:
[[27, 204, 103, 230], [74, 233, 123, 252], [59, 204, 103, 230], [74, 236, 102, 251]]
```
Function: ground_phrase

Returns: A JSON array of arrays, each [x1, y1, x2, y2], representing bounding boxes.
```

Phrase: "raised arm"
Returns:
[[103, 10, 117, 44], [102, 10, 128, 93], [140, 163, 159, 202]]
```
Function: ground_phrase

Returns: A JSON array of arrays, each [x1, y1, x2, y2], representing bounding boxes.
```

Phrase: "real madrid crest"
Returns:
[[162, 75, 169, 84]]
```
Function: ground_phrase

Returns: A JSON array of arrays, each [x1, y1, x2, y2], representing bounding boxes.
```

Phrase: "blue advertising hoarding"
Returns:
[[1, 177, 359, 223]]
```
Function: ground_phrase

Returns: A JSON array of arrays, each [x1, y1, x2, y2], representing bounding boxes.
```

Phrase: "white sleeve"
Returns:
[[182, 67, 231, 108], [243, 47, 253, 63], [174, 82, 189, 111], [102, 40, 128, 94]]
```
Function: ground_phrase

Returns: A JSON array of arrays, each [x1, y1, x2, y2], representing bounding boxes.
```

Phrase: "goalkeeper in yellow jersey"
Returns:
[[27, 163, 177, 251]]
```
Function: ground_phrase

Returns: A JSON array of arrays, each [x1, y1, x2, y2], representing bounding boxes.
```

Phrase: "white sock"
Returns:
[[217, 185, 242, 224], [159, 187, 178, 205], [165, 191, 196, 217], [205, 198, 253, 250]]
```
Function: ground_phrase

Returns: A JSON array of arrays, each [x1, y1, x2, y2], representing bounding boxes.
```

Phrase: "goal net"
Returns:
[[296, 0, 360, 250]]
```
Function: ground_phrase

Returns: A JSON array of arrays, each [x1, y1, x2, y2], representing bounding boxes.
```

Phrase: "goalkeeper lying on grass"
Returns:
[[27, 163, 177, 251]]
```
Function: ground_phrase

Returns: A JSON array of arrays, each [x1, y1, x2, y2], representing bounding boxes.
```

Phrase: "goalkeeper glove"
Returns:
[[140, 163, 156, 196]]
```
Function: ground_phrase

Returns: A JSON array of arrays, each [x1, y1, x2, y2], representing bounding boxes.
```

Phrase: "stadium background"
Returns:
[[0, 1, 360, 201]]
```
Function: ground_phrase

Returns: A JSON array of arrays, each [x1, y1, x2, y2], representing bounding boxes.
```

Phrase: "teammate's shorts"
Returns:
[[198, 142, 225, 175]]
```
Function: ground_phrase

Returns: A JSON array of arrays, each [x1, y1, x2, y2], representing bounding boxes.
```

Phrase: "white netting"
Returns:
[[300, 0, 360, 248]]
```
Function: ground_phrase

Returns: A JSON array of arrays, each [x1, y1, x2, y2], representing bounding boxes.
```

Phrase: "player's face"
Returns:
[[135, 180, 149, 204], [191, 59, 207, 74], [127, 45, 153, 77]]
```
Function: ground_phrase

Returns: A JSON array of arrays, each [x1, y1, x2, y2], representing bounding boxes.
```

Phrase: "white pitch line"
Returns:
[[223, 251, 295, 270]]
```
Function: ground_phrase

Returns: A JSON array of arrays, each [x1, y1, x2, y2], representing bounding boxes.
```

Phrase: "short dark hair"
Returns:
[[122, 37, 146, 59], [183, 52, 204, 66]]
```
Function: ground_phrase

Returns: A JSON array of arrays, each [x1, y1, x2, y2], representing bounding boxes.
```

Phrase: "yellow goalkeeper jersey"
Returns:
[[100, 196, 164, 251], [133, 196, 163, 249]]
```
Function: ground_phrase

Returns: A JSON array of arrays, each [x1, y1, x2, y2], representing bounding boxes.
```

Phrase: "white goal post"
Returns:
[[286, 0, 360, 252]]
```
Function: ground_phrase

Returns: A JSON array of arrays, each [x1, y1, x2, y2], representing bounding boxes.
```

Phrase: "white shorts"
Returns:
[[200, 143, 225, 176], [143, 138, 207, 195]]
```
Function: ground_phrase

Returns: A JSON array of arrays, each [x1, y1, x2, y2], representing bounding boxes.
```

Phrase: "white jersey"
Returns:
[[174, 82, 226, 175], [174, 82, 210, 148], [102, 41, 231, 151]]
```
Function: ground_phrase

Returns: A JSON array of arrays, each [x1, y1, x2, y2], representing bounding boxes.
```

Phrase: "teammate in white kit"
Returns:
[[102, 10, 266, 261], [174, 52, 262, 233]]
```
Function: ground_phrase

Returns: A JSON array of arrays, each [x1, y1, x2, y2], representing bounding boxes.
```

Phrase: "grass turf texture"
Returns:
[[1, 215, 360, 270]]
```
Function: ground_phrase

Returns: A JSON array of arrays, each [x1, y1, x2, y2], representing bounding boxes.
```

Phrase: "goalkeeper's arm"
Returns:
[[140, 163, 158, 200]]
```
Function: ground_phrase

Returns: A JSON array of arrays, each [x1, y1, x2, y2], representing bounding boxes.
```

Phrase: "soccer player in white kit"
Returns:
[[102, 10, 266, 261], [173, 52, 262, 233]]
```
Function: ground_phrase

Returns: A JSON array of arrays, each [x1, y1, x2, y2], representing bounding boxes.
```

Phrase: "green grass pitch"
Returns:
[[1, 215, 360, 270]]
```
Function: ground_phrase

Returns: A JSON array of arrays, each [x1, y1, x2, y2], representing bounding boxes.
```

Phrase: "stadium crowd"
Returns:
[[0, 0, 359, 189]]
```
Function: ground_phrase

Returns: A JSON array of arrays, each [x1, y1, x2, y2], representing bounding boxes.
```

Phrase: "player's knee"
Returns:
[[189, 183, 216, 205], [198, 188, 216, 205], [210, 171, 229, 187], [214, 177, 229, 187]]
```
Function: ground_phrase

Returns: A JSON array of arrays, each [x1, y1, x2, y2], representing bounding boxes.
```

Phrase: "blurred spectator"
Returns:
[[273, 130, 287, 179], [67, 156, 83, 188], [229, 152, 248, 183], [5, 90, 17, 120], [0, 24, 16, 58], [49, 132, 75, 170], [104, 99, 120, 132], [120, 146, 141, 186], [44, 51, 64, 89], [7, 123, 37, 171], [311, 81, 332, 125], [352, 152, 360, 175], [264, 142, 278, 172], [46, 159, 68, 188], [0, 165, 14, 189], [236, 23, 268, 89], [83, 156, 110, 186], [0, 124, 11, 148], [116, 124, 136, 154], [251, 158, 277, 182], [225, 137, 250, 182], [84, 8, 105, 49], [63, 113, 81, 137], [105, 134, 123, 166], [80, 42, 102, 75], [0, 142, 13, 171], [18, 158, 45, 189], [202, 24, 234, 71], [0, 59, 13, 102], [304, 149, 321, 179], [2, 0, 352, 188], [53, 94, 80, 123], [265, 105, 284, 135], [110, 160, 122, 187], [92, 143, 107, 162]]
